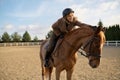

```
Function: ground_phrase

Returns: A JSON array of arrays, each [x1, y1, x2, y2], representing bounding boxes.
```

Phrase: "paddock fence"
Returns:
[[0, 41, 120, 47], [104, 41, 120, 47], [0, 42, 42, 47]]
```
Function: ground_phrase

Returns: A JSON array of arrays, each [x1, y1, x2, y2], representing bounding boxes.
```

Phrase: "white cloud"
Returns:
[[70, 0, 120, 26], [71, 5, 89, 21], [99, 1, 119, 11], [4, 24, 14, 30], [104, 15, 120, 26], [0, 24, 15, 36], [17, 24, 50, 39], [26, 24, 51, 39], [0, 23, 50, 39], [1, 24, 16, 34]]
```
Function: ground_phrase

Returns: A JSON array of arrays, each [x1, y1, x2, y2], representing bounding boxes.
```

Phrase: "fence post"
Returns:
[[106, 41, 109, 46], [115, 41, 117, 47]]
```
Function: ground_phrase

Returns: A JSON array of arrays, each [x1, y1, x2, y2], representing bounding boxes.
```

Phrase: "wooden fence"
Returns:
[[0, 41, 120, 47]]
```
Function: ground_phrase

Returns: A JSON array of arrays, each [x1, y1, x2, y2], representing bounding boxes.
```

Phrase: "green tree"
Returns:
[[22, 31, 31, 42], [1, 32, 11, 42], [11, 32, 21, 42], [33, 36, 38, 42], [46, 30, 53, 39], [98, 19, 103, 27], [105, 24, 120, 40]]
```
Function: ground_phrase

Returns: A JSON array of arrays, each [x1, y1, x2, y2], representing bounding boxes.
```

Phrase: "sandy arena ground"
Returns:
[[0, 46, 120, 80]]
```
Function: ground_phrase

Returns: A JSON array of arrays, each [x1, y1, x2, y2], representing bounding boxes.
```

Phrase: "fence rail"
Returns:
[[105, 41, 120, 47], [0, 41, 120, 47], [0, 42, 41, 47]]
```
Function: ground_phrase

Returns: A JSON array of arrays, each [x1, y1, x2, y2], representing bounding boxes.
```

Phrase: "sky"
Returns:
[[0, 0, 120, 40]]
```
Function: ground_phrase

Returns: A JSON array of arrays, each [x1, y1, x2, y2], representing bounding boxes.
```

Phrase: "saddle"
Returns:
[[52, 38, 63, 56]]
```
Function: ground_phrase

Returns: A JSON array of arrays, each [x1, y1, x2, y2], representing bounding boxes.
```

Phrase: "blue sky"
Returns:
[[0, 0, 120, 39]]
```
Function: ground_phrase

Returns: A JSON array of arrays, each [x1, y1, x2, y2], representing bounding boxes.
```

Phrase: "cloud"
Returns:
[[71, 5, 89, 21], [0, 23, 51, 39], [27, 24, 51, 39], [70, 0, 120, 26], [99, 1, 119, 11], [103, 15, 120, 26], [1, 24, 16, 34], [0, 24, 15, 36], [17, 24, 51, 39], [4, 24, 14, 30]]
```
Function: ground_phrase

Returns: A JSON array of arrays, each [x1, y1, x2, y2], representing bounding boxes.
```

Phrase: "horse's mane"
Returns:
[[65, 27, 95, 39]]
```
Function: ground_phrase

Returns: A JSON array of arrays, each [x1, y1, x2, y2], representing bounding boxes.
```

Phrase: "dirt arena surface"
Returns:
[[0, 46, 120, 80]]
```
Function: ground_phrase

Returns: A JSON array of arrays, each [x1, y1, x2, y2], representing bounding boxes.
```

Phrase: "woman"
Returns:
[[45, 8, 94, 67]]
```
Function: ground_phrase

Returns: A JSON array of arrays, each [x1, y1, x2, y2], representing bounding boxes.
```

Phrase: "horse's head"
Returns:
[[83, 26, 106, 68], [62, 25, 106, 68]]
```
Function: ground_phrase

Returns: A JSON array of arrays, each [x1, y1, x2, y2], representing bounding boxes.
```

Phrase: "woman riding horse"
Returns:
[[45, 8, 95, 67]]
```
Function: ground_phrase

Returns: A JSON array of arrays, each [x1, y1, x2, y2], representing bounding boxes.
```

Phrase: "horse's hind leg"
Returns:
[[41, 65, 45, 80]]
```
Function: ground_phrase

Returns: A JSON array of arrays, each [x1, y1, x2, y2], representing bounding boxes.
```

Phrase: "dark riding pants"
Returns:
[[45, 33, 59, 60]]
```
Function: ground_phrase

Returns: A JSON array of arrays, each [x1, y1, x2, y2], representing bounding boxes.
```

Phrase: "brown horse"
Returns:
[[40, 26, 106, 80]]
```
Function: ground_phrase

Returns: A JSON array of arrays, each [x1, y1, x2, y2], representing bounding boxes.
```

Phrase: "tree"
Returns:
[[105, 24, 120, 40], [33, 36, 38, 42], [46, 30, 53, 39], [11, 32, 21, 42], [22, 31, 31, 42], [1, 32, 11, 42], [98, 19, 103, 27]]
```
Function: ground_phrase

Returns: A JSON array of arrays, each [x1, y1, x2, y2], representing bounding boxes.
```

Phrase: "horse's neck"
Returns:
[[63, 27, 94, 54]]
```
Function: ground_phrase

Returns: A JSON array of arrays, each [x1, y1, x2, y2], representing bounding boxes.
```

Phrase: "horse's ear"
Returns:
[[95, 26, 103, 34]]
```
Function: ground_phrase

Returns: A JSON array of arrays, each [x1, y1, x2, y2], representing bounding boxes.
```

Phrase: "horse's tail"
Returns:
[[40, 40, 45, 61]]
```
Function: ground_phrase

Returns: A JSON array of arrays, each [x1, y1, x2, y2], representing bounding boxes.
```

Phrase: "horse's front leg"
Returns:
[[66, 68, 74, 80]]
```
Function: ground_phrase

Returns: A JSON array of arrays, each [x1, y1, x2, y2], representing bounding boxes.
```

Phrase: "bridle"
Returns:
[[78, 36, 101, 58], [64, 35, 101, 58]]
